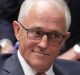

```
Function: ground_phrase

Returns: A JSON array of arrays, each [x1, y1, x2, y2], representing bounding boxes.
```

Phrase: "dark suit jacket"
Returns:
[[0, 54, 80, 75]]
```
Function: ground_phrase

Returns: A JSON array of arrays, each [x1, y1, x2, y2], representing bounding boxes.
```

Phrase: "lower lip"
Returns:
[[35, 52, 49, 56]]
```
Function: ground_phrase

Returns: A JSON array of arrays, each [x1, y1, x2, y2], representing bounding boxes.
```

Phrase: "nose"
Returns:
[[37, 35, 48, 49]]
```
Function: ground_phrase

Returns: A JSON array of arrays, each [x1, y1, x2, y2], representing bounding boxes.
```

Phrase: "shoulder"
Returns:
[[55, 59, 80, 75], [0, 53, 24, 75], [0, 54, 12, 62], [0, 54, 12, 69]]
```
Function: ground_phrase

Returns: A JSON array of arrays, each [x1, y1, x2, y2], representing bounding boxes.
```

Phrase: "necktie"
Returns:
[[36, 72, 46, 75]]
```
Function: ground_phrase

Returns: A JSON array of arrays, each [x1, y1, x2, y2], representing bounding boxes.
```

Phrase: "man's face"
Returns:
[[13, 2, 70, 72]]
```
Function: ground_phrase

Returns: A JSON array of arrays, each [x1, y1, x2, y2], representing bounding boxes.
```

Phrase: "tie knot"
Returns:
[[36, 72, 46, 75]]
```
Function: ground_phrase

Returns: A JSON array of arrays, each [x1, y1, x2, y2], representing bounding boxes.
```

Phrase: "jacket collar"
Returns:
[[2, 53, 24, 75], [2, 53, 68, 75]]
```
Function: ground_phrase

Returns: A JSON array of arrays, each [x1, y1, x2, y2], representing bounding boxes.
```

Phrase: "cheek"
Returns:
[[50, 46, 61, 58], [19, 39, 38, 59]]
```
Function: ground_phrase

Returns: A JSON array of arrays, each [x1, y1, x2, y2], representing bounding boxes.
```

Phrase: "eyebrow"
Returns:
[[29, 27, 43, 31], [18, 21, 64, 36]]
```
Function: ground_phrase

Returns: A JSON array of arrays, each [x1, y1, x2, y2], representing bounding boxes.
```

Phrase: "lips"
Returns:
[[36, 51, 50, 55], [32, 48, 50, 55]]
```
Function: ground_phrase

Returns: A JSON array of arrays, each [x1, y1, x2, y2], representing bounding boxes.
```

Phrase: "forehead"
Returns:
[[22, 1, 66, 32]]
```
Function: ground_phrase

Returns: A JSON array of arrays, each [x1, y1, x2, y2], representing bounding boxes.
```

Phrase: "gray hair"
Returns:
[[18, 0, 71, 31]]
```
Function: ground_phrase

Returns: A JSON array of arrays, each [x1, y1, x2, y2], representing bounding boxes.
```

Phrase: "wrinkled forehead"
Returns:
[[20, 1, 66, 33]]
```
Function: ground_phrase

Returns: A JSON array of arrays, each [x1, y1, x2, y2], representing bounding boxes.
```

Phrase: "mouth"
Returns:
[[35, 51, 50, 55], [32, 49, 50, 56]]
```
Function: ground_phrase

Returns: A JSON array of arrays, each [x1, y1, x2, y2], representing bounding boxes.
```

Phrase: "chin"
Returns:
[[30, 59, 51, 72]]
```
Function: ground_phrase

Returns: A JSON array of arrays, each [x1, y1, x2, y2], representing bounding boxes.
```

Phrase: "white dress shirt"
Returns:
[[17, 50, 55, 75]]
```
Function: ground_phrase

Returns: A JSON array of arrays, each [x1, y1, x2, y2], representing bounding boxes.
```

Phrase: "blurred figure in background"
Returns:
[[0, 39, 14, 54], [63, 0, 80, 51], [58, 43, 80, 61], [58, 0, 80, 61], [0, 0, 24, 45]]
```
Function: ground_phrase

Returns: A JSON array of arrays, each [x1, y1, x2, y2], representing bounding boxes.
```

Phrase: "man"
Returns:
[[0, 0, 76, 75]]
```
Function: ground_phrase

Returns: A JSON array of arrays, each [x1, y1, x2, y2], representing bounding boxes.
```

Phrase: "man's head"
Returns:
[[13, 0, 71, 73]]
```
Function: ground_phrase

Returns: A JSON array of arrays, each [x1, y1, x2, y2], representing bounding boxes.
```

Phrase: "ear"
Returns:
[[61, 32, 71, 47], [65, 32, 71, 41], [13, 21, 20, 41]]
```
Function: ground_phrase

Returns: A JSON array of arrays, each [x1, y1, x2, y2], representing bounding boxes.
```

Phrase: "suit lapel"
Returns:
[[1, 54, 69, 75], [1, 53, 24, 75]]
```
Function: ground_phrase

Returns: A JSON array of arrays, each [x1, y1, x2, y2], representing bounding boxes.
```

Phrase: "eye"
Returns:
[[48, 32, 63, 41], [52, 34, 60, 38], [28, 30, 43, 38], [33, 30, 43, 36]]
